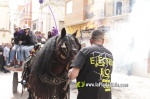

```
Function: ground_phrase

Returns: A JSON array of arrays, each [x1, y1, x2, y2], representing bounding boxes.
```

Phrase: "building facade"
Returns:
[[65, 0, 133, 37], [65, 0, 106, 37], [0, 0, 11, 44], [65, 0, 150, 77], [18, 0, 32, 28], [31, 0, 65, 37]]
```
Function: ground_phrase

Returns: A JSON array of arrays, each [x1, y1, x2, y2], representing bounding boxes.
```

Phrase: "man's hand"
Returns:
[[4, 57, 6, 61], [68, 69, 73, 77], [68, 67, 80, 80], [19, 41, 22, 44], [26, 32, 29, 35]]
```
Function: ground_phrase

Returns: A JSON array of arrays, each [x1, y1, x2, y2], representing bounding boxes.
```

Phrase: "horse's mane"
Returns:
[[29, 36, 61, 98], [30, 36, 58, 75]]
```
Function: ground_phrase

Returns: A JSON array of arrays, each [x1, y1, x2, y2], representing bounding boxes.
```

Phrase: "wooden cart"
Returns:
[[4, 44, 41, 93]]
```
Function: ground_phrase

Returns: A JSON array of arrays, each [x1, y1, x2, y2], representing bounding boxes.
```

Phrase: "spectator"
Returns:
[[17, 24, 37, 66], [51, 27, 58, 37], [81, 43, 86, 48], [34, 30, 38, 36], [40, 33, 46, 44], [37, 31, 42, 42], [8, 25, 24, 67], [41, 33, 46, 39], [33, 30, 38, 41], [3, 43, 12, 73], [3, 43, 12, 66], [47, 31, 52, 39], [0, 44, 4, 71]]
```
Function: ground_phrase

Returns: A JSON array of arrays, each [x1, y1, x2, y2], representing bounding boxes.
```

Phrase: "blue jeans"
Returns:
[[22, 45, 34, 61], [9, 44, 19, 62], [5, 57, 9, 66], [16, 45, 25, 61]]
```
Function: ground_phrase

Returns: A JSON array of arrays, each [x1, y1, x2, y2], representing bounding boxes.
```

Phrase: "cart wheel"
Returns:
[[13, 72, 18, 93]]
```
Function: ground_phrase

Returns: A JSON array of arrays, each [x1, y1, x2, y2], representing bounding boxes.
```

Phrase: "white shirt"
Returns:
[[3, 46, 10, 58]]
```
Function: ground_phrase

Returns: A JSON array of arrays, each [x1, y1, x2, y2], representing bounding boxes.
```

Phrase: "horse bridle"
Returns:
[[39, 36, 74, 85], [56, 35, 75, 64]]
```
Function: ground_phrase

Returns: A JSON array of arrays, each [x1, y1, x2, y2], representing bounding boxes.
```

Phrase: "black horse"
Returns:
[[25, 28, 81, 99]]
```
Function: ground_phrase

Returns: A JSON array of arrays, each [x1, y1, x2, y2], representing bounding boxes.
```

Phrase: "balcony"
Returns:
[[105, 1, 131, 20], [19, 13, 31, 22]]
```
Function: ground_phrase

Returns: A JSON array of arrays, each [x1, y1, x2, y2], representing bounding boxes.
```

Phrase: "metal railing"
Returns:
[[85, 2, 132, 19], [105, 1, 131, 17]]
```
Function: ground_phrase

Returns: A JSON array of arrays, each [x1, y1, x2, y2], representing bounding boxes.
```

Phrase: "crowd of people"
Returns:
[[0, 24, 58, 73]]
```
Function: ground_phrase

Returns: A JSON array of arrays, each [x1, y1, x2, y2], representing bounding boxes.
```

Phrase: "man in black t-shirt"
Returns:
[[69, 29, 113, 99]]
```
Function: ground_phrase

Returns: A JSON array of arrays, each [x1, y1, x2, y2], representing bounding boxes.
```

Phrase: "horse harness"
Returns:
[[39, 36, 73, 85]]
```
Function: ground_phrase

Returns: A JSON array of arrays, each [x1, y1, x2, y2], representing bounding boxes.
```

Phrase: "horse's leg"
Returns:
[[27, 89, 32, 99]]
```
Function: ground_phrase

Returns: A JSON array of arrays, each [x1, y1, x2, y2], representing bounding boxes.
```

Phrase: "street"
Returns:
[[0, 71, 77, 99], [1, 0, 150, 98], [1, 71, 150, 99]]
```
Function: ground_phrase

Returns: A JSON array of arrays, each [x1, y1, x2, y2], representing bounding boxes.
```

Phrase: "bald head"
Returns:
[[90, 29, 104, 44]]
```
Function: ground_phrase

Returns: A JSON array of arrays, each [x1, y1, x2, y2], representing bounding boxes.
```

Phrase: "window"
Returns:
[[32, 20, 38, 31], [33, 23, 36, 31], [59, 21, 64, 32], [25, 21, 27, 24], [66, 1, 72, 14], [25, 8, 27, 15], [94, 0, 99, 3], [23, 9, 25, 16], [129, 0, 135, 13], [28, 5, 30, 15], [94, 0, 105, 17], [116, 2, 122, 15], [88, 0, 94, 5], [85, 5, 94, 19], [85, 0, 94, 19], [105, 1, 114, 17]]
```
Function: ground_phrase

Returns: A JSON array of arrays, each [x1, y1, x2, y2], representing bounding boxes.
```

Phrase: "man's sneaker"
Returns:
[[4, 69, 11, 73], [6, 62, 12, 67]]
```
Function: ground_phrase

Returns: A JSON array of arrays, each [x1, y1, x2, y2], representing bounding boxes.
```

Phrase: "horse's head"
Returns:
[[50, 28, 81, 75], [55, 28, 81, 62]]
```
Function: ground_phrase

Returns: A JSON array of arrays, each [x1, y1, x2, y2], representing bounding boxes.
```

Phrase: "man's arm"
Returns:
[[68, 67, 80, 80], [68, 50, 86, 80]]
